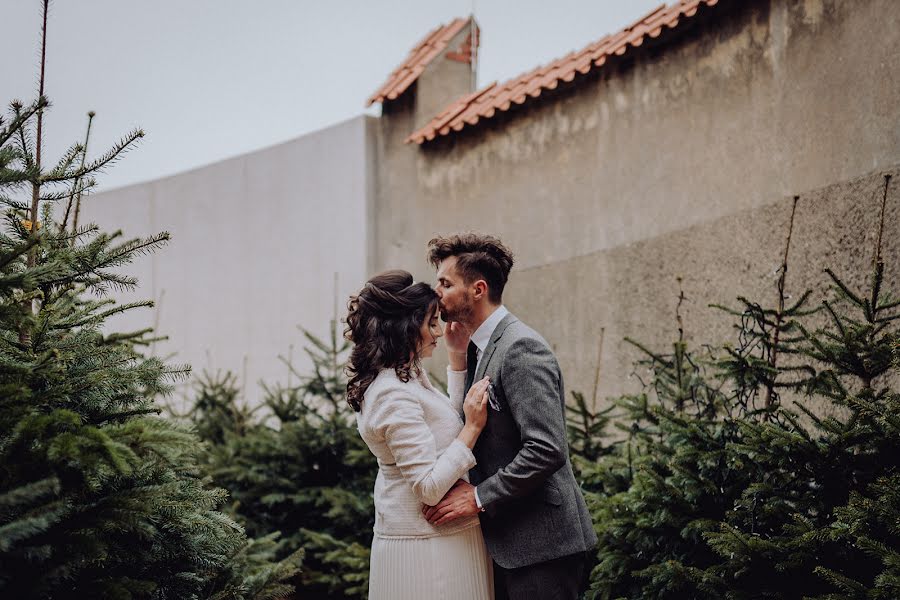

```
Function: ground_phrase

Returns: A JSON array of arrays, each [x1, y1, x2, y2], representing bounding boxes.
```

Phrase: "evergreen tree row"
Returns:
[[568, 221, 900, 599], [183, 322, 375, 600]]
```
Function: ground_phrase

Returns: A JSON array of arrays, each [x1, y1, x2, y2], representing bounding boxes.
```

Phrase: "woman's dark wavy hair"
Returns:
[[343, 269, 439, 412]]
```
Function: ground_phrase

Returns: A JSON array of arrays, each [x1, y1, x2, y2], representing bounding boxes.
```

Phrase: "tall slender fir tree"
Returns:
[[0, 3, 301, 597]]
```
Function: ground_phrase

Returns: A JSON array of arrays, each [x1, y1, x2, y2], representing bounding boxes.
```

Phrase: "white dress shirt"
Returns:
[[471, 305, 509, 372], [468, 305, 508, 510]]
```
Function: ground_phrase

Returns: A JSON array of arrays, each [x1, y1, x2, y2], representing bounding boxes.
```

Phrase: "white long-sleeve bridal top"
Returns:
[[356, 366, 479, 539]]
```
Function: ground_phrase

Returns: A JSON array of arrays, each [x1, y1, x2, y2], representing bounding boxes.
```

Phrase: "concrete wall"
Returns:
[[372, 0, 900, 404], [84, 116, 374, 406], [510, 166, 899, 406], [370, 21, 476, 277]]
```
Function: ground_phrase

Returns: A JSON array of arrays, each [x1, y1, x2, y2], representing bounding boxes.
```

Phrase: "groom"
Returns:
[[422, 233, 597, 599]]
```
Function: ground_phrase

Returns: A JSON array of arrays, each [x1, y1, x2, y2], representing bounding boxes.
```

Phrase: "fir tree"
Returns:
[[190, 319, 376, 599], [578, 185, 900, 599], [697, 181, 899, 600], [812, 308, 900, 599], [566, 390, 616, 465], [584, 282, 750, 599], [0, 3, 300, 597]]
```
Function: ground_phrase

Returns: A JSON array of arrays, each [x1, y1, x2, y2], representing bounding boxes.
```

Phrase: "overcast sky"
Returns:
[[3, 1, 662, 190]]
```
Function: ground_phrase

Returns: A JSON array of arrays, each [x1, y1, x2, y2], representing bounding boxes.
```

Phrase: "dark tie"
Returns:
[[464, 341, 478, 394]]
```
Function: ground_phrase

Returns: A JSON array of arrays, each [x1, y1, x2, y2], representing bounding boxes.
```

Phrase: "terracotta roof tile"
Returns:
[[367, 17, 474, 107], [407, 0, 723, 144]]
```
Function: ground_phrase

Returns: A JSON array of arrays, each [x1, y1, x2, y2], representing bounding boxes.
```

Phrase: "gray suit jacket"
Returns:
[[467, 312, 597, 569]]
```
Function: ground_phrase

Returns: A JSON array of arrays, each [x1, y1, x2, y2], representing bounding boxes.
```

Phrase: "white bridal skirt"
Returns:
[[368, 523, 494, 600]]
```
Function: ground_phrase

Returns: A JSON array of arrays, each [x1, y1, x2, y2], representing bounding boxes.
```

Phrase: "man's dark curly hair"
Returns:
[[426, 233, 515, 304], [343, 269, 439, 412]]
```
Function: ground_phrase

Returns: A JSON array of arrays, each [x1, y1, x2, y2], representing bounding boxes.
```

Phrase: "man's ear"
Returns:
[[472, 279, 488, 300]]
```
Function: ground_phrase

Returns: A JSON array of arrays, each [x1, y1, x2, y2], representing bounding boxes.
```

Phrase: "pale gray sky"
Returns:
[[3, 1, 662, 190]]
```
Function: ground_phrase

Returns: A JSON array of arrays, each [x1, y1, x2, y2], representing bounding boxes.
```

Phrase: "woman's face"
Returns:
[[417, 305, 443, 359]]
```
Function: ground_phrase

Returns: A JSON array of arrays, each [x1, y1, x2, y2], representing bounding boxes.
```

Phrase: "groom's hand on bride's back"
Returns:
[[423, 479, 479, 526]]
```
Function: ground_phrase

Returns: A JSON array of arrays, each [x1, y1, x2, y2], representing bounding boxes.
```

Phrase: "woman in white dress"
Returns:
[[345, 269, 493, 600]]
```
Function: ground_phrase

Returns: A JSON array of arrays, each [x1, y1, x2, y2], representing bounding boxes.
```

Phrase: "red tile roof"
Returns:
[[367, 17, 475, 107], [406, 0, 722, 144]]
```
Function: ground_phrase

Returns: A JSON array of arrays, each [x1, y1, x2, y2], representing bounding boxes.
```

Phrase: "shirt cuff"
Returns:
[[474, 486, 483, 510]]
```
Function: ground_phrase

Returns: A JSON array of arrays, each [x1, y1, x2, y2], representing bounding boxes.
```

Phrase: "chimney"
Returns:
[[368, 17, 479, 135]]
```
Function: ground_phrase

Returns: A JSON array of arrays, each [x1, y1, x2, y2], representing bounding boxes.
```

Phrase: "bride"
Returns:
[[344, 269, 493, 599]]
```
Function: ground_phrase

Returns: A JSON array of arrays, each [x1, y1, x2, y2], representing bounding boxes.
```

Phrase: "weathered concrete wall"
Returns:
[[84, 116, 374, 406], [508, 166, 899, 405], [370, 21, 476, 276], [374, 0, 900, 404]]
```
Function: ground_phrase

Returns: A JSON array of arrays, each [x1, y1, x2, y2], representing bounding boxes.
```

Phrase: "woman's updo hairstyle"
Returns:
[[344, 269, 439, 411]]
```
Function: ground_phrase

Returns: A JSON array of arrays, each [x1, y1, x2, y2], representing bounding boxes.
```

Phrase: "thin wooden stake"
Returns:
[[873, 174, 891, 266], [591, 326, 605, 412], [63, 111, 95, 233], [765, 195, 799, 408]]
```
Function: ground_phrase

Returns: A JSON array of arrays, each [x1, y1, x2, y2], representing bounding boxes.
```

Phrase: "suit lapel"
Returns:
[[474, 313, 518, 381]]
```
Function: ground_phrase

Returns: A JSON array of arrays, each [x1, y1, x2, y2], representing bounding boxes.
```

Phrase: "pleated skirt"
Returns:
[[368, 523, 494, 600]]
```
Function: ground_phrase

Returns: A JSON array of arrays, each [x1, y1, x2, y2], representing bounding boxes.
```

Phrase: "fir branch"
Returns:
[[0, 97, 47, 148], [45, 141, 84, 180], [41, 129, 144, 184], [824, 268, 865, 307], [41, 177, 95, 203], [0, 237, 38, 271], [0, 195, 29, 211], [52, 300, 154, 329]]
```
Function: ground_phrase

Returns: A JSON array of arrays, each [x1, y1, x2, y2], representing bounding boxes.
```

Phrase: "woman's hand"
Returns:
[[462, 377, 490, 433], [444, 321, 471, 355], [457, 377, 490, 449]]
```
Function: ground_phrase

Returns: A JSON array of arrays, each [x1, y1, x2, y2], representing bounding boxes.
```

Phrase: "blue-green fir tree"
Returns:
[[189, 320, 376, 599], [0, 3, 301, 597], [578, 185, 900, 599]]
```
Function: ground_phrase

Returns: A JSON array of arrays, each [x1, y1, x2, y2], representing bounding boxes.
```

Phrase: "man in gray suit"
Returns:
[[422, 233, 597, 599]]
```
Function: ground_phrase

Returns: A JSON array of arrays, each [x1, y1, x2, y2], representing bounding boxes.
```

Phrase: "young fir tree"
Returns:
[[191, 320, 376, 600], [701, 183, 900, 599], [811, 303, 900, 599], [0, 4, 301, 597], [579, 188, 900, 599], [584, 282, 760, 599]]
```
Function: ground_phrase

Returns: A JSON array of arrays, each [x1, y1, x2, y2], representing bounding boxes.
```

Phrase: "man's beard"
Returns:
[[440, 294, 474, 324]]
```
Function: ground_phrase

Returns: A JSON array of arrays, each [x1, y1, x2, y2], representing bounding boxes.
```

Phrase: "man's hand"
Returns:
[[443, 321, 471, 355], [423, 480, 479, 526]]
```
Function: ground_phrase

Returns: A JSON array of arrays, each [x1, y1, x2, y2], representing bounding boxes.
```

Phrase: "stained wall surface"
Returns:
[[372, 0, 900, 403]]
